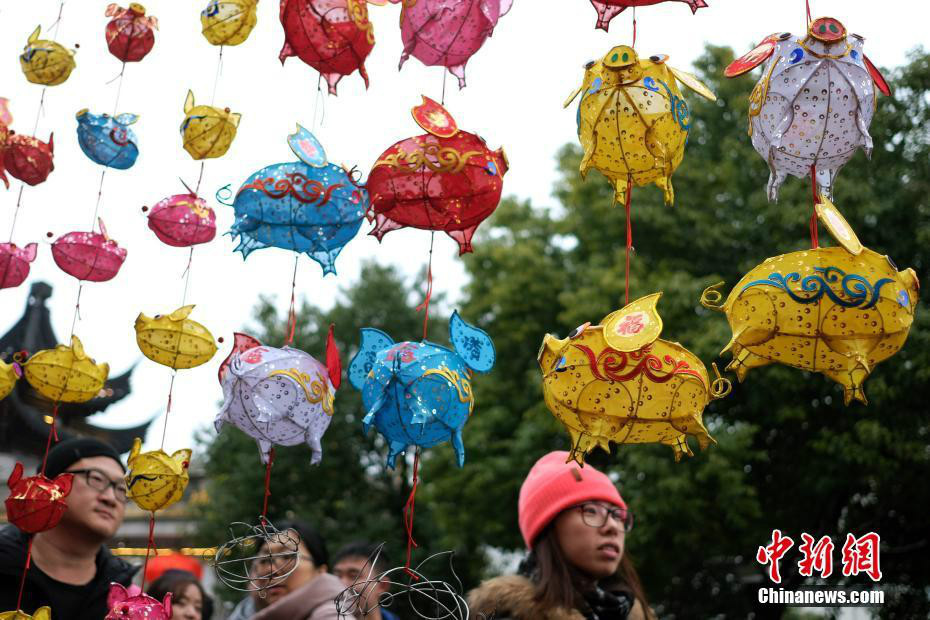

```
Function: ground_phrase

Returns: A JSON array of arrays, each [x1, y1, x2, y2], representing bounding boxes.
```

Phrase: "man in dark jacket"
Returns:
[[0, 438, 138, 618]]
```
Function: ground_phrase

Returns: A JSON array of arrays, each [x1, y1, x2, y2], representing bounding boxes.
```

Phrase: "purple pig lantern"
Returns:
[[588, 0, 708, 32], [391, 0, 514, 88], [215, 328, 342, 465]]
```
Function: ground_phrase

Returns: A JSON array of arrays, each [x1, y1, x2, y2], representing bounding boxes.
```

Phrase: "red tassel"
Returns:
[[624, 175, 633, 307], [810, 164, 820, 249], [415, 234, 435, 341], [261, 448, 276, 523], [325, 325, 341, 390], [402, 450, 421, 580], [16, 537, 34, 610]]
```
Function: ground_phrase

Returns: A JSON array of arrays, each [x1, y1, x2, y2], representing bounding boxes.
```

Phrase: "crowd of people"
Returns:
[[0, 438, 652, 619]]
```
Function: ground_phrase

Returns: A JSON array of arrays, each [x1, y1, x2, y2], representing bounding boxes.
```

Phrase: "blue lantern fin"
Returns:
[[386, 441, 408, 470], [348, 328, 395, 391], [451, 429, 466, 468], [288, 124, 327, 167], [408, 392, 436, 426], [362, 390, 387, 433], [449, 311, 496, 373], [115, 112, 139, 126]]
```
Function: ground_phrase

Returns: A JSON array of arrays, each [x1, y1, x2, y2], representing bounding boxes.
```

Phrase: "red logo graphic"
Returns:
[[756, 529, 795, 584]]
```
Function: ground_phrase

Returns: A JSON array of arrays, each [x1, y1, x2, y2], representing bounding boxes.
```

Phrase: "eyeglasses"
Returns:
[[65, 468, 130, 503], [250, 553, 313, 575], [576, 502, 634, 531]]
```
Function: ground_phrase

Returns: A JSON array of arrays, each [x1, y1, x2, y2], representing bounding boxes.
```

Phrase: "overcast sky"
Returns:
[[0, 0, 924, 459]]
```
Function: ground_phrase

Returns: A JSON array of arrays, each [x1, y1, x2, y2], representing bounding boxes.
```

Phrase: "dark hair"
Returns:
[[521, 524, 649, 613], [277, 520, 329, 568], [146, 570, 213, 620], [333, 541, 389, 575]]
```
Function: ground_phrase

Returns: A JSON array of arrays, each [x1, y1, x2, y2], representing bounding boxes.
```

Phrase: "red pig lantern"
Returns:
[[2, 133, 54, 186], [366, 96, 508, 254], [5, 462, 74, 534], [51, 219, 127, 283], [279, 0, 374, 95], [105, 3, 158, 63], [0, 242, 38, 290]]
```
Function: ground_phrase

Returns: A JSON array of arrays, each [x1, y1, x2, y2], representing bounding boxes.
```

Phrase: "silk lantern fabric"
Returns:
[[5, 463, 73, 533], [135, 305, 218, 370], [125, 438, 191, 512], [105, 3, 158, 63], [23, 335, 109, 403]]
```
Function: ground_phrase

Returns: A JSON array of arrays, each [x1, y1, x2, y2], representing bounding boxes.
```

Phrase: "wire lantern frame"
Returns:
[[212, 519, 302, 594]]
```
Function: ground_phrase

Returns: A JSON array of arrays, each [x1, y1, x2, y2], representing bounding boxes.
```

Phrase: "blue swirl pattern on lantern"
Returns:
[[76, 110, 139, 170], [347, 311, 495, 469], [228, 163, 367, 276], [742, 266, 893, 309]]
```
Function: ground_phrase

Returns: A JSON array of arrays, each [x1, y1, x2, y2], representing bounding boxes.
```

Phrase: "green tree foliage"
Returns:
[[199, 47, 930, 618]]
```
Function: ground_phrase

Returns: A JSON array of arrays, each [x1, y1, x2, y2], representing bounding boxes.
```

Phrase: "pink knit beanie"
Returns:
[[518, 451, 626, 549]]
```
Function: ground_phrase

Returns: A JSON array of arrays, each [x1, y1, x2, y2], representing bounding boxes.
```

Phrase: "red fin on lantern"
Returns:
[[7, 462, 23, 488], [725, 33, 782, 77], [863, 55, 891, 96], [411, 96, 458, 138], [218, 332, 263, 383], [326, 324, 341, 390]]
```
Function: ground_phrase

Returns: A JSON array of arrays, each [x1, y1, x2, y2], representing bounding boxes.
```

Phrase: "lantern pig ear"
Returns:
[[115, 113, 139, 126], [863, 55, 891, 96], [128, 437, 142, 465], [218, 332, 262, 384], [348, 328, 394, 391], [184, 90, 195, 114], [108, 583, 130, 607], [33, 608, 52, 620], [449, 311, 495, 373], [55, 472, 74, 495], [326, 324, 341, 390], [725, 33, 782, 77], [8, 462, 23, 488], [28, 26, 41, 43]]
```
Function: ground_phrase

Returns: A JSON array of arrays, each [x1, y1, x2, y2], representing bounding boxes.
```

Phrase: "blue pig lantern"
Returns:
[[226, 125, 368, 276], [348, 311, 496, 468], [75, 109, 139, 169]]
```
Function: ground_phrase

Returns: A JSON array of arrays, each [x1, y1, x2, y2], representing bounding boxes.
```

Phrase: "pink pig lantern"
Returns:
[[588, 0, 708, 32], [279, 0, 375, 95], [0, 242, 37, 290], [392, 0, 513, 88], [105, 584, 171, 620], [145, 192, 216, 247], [51, 219, 127, 282]]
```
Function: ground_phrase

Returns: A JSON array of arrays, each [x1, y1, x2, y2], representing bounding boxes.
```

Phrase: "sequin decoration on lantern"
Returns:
[[539, 293, 730, 464], [279, 0, 374, 95], [51, 219, 127, 283], [347, 311, 495, 468], [125, 438, 191, 512], [5, 463, 73, 534], [0, 608, 51, 620], [227, 126, 367, 275], [564, 45, 716, 205], [105, 3, 158, 63], [20, 26, 76, 86], [701, 196, 918, 405], [367, 97, 508, 254], [0, 243, 37, 290], [3, 133, 54, 186], [147, 192, 216, 247], [724, 18, 891, 202], [587, 0, 708, 32], [105, 584, 171, 620], [215, 328, 342, 465], [180, 90, 240, 160], [394, 0, 513, 89], [0, 355, 22, 400], [135, 305, 218, 370], [76, 109, 140, 170], [201, 0, 259, 46], [23, 335, 109, 403]]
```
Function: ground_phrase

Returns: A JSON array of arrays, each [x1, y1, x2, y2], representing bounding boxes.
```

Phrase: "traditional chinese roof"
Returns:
[[0, 282, 151, 455]]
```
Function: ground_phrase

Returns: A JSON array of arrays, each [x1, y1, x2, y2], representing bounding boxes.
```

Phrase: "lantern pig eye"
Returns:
[[568, 322, 590, 339], [485, 160, 499, 176], [554, 355, 568, 372], [584, 60, 595, 69]]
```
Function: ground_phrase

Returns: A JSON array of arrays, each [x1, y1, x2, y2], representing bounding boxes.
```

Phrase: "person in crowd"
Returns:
[[228, 519, 345, 620], [468, 451, 655, 620], [332, 542, 398, 620], [147, 569, 213, 620], [0, 438, 137, 619]]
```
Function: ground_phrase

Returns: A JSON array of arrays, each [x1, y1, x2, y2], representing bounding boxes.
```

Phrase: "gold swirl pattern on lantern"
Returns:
[[238, 173, 343, 206], [346, 0, 375, 45], [422, 365, 474, 415], [374, 144, 483, 174], [270, 368, 335, 415]]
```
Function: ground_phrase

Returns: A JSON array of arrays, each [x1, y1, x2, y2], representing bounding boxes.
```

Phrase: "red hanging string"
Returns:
[[16, 536, 34, 610], [809, 164, 820, 249], [415, 233, 435, 340], [261, 448, 276, 524], [139, 514, 157, 591], [284, 257, 299, 346], [632, 7, 637, 49], [40, 403, 60, 476], [402, 450, 421, 580], [624, 176, 633, 306], [805, 0, 812, 24]]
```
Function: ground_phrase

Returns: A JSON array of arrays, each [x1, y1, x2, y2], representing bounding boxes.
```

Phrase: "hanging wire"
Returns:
[[402, 448, 422, 580], [210, 46, 225, 107], [624, 175, 633, 306], [415, 233, 435, 340], [809, 164, 820, 249], [632, 7, 637, 49]]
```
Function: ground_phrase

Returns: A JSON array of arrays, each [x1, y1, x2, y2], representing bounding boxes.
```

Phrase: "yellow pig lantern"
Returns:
[[125, 437, 191, 512], [0, 607, 52, 620], [201, 0, 259, 46], [20, 26, 76, 86], [0, 356, 22, 400], [135, 305, 218, 370], [539, 293, 731, 464], [23, 336, 109, 403], [180, 90, 240, 160], [564, 45, 716, 206], [701, 196, 919, 405]]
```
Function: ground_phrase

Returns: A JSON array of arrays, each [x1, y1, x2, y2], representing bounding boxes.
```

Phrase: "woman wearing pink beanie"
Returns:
[[468, 452, 654, 620]]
